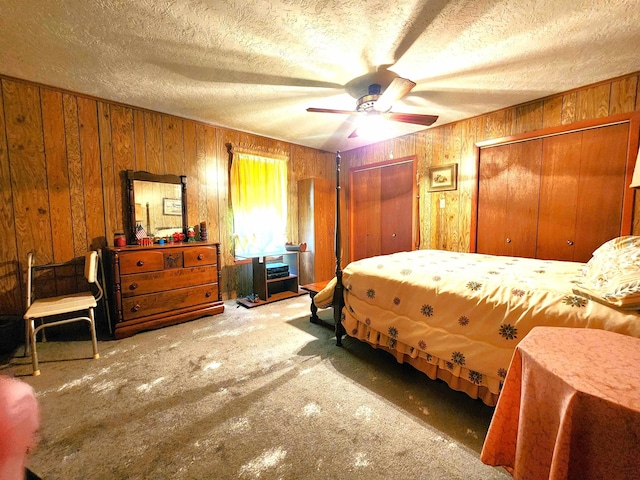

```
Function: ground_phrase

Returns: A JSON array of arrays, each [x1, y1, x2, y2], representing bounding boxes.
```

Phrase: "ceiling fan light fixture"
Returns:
[[355, 113, 387, 140]]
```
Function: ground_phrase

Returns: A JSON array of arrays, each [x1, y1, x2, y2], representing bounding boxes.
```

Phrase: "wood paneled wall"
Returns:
[[0, 76, 335, 316], [2, 72, 639, 317], [340, 72, 640, 263]]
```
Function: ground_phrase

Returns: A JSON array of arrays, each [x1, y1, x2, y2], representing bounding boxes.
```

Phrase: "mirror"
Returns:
[[126, 170, 187, 244]]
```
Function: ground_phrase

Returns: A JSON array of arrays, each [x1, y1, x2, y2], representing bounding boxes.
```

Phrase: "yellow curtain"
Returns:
[[230, 152, 288, 257]]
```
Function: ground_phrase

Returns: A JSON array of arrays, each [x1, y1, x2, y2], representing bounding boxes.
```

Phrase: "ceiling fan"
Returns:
[[307, 76, 438, 138]]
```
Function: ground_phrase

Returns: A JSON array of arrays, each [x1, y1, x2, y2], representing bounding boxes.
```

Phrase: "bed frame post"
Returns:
[[332, 151, 346, 346]]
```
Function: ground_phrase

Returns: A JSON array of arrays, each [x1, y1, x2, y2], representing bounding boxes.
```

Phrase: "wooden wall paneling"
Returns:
[[576, 84, 610, 121], [144, 112, 163, 173], [205, 125, 220, 242], [3, 81, 53, 269], [78, 97, 106, 252], [515, 101, 544, 134], [62, 93, 89, 259], [542, 96, 563, 128], [41, 89, 74, 263], [97, 101, 117, 244], [110, 105, 135, 235], [429, 128, 444, 249], [0, 80, 22, 314], [609, 75, 638, 115], [287, 147, 298, 246], [478, 109, 515, 143], [416, 130, 431, 249], [458, 118, 477, 252], [133, 110, 147, 171], [442, 123, 461, 251], [183, 120, 199, 229], [194, 123, 208, 224], [561, 91, 577, 125], [162, 116, 185, 175]]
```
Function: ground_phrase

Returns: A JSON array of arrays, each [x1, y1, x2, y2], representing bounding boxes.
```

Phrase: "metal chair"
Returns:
[[23, 251, 102, 376]]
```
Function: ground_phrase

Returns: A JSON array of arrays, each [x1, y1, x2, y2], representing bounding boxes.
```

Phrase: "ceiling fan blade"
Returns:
[[306, 107, 357, 115], [384, 112, 438, 126], [373, 77, 416, 112]]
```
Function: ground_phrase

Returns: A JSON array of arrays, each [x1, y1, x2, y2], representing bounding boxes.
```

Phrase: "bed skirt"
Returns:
[[347, 319, 500, 407]]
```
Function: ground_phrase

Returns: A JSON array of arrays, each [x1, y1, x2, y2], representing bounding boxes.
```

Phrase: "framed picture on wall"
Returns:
[[163, 198, 182, 216], [427, 163, 458, 192]]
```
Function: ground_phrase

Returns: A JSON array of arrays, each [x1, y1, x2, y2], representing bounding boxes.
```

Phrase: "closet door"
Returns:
[[536, 123, 628, 262], [476, 140, 542, 257], [350, 159, 416, 262], [350, 167, 382, 261], [380, 161, 414, 255]]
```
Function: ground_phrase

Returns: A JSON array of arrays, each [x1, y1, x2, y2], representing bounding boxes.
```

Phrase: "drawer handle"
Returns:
[[132, 303, 141, 312], [129, 283, 138, 290], [205, 291, 212, 298], [567, 240, 574, 246], [137, 260, 145, 267], [197, 254, 204, 260], [506, 238, 511, 243]]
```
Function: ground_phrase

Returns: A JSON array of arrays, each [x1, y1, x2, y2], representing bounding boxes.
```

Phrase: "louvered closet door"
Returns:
[[536, 123, 628, 262], [476, 140, 542, 258]]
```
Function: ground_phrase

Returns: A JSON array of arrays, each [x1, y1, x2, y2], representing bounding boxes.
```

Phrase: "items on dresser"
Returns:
[[104, 242, 224, 339]]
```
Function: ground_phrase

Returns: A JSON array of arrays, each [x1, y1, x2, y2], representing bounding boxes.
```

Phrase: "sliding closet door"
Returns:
[[536, 123, 628, 262], [476, 140, 542, 258]]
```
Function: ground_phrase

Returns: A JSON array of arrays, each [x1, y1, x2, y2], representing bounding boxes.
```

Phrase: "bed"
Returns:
[[313, 153, 640, 406]]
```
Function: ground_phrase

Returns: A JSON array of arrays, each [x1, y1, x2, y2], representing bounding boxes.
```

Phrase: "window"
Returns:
[[230, 148, 288, 257]]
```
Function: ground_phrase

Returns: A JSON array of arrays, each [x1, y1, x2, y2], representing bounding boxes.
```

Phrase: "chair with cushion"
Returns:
[[24, 251, 102, 376]]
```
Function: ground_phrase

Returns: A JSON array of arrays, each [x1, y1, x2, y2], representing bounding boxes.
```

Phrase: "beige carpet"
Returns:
[[2, 297, 509, 480]]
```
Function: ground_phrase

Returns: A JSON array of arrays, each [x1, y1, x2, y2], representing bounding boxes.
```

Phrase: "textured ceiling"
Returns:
[[1, 0, 639, 152]]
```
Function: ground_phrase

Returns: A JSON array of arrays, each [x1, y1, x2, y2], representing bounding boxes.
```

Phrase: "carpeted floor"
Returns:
[[2, 297, 510, 480]]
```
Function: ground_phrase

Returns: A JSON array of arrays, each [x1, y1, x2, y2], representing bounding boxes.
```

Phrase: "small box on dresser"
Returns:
[[105, 242, 224, 339]]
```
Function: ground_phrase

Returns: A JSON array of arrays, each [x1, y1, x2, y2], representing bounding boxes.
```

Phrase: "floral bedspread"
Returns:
[[314, 250, 640, 396]]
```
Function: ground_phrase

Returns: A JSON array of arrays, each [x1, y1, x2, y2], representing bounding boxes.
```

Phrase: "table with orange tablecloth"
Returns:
[[481, 326, 640, 480]]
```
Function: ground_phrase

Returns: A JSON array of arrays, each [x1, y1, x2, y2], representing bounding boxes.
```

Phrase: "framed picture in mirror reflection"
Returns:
[[163, 198, 182, 216]]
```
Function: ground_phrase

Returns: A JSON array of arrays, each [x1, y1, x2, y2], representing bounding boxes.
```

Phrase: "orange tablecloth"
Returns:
[[481, 327, 640, 479]]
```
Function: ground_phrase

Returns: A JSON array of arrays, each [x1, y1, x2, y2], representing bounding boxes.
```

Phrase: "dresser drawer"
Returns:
[[119, 250, 165, 274], [122, 283, 219, 321], [184, 246, 218, 267], [121, 266, 218, 297]]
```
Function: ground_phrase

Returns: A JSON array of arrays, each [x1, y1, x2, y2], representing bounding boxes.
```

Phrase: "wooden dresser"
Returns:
[[105, 242, 224, 339]]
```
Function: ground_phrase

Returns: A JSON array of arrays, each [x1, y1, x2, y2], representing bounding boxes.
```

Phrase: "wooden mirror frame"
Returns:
[[125, 170, 187, 244]]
